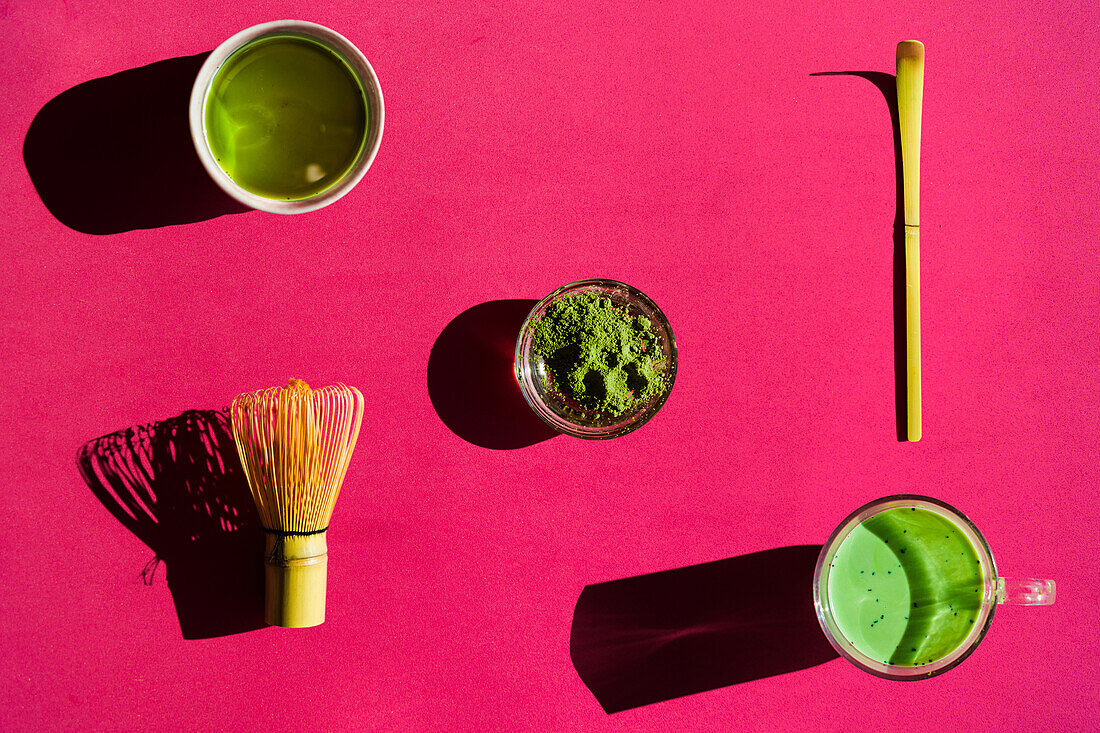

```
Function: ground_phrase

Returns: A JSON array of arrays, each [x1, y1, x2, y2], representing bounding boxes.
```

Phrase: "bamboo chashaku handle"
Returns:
[[897, 40, 924, 442]]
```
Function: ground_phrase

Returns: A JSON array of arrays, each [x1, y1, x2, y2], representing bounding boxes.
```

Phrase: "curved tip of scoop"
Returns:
[[897, 40, 925, 62]]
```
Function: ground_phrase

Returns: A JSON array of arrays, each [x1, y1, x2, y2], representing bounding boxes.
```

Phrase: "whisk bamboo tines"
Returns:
[[230, 378, 364, 627]]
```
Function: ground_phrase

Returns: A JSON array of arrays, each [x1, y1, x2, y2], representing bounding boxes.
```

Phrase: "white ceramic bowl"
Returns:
[[188, 20, 384, 214]]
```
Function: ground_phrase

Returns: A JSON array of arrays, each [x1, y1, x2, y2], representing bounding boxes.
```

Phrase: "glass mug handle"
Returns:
[[995, 578, 1056, 605]]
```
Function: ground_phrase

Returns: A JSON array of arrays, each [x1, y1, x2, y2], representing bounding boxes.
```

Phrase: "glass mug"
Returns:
[[813, 495, 1054, 680]]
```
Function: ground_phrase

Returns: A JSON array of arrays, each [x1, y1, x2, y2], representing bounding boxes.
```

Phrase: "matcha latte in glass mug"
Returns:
[[814, 495, 1054, 680], [189, 20, 384, 214]]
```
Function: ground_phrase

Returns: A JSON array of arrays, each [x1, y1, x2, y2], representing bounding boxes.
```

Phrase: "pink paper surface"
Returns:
[[2, 1, 1098, 730]]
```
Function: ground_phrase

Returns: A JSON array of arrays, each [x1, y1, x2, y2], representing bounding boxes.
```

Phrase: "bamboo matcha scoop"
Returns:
[[897, 40, 924, 442]]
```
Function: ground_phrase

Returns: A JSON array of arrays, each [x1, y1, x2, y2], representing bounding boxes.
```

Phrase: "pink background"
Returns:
[[3, 0, 1098, 730]]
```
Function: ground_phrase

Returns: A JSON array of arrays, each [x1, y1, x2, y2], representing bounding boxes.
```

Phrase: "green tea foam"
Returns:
[[826, 507, 986, 666], [204, 35, 367, 200]]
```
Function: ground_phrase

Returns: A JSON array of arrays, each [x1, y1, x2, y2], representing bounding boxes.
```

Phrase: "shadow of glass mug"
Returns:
[[813, 495, 1054, 680]]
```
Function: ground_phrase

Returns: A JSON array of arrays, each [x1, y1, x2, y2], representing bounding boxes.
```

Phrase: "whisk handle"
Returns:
[[264, 531, 328, 628]]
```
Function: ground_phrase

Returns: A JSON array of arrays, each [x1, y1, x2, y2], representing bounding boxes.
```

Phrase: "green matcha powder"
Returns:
[[531, 292, 666, 417]]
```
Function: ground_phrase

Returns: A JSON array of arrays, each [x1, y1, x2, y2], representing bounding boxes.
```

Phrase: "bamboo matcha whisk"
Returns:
[[230, 378, 364, 627]]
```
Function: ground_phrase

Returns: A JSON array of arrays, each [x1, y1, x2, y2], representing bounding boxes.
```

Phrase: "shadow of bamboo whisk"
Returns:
[[78, 409, 265, 639]]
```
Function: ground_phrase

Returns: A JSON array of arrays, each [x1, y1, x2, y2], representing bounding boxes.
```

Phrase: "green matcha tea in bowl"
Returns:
[[515, 279, 677, 439], [189, 20, 384, 214], [814, 495, 1055, 680]]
